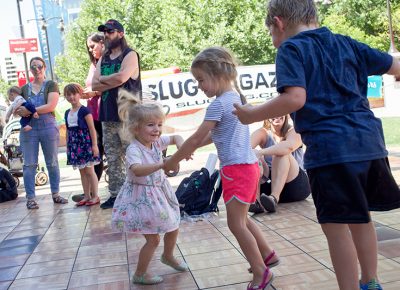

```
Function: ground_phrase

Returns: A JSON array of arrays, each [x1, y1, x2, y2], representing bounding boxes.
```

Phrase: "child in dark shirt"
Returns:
[[234, 1, 400, 289]]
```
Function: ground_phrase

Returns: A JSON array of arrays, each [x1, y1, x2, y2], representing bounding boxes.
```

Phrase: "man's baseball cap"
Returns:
[[98, 19, 124, 33]]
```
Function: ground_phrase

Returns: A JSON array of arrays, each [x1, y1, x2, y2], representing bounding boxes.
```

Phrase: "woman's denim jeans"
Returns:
[[20, 119, 60, 199]]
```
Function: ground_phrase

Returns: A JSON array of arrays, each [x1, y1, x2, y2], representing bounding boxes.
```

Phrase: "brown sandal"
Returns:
[[52, 195, 68, 204], [27, 199, 39, 209]]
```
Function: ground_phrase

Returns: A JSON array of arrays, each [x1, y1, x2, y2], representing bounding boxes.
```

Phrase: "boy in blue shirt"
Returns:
[[234, 0, 400, 289]]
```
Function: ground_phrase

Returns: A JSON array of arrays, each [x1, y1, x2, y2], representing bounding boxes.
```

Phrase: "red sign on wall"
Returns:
[[17, 71, 34, 87], [9, 38, 39, 53]]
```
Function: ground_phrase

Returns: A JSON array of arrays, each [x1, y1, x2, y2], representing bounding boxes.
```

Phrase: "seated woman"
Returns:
[[250, 115, 311, 213]]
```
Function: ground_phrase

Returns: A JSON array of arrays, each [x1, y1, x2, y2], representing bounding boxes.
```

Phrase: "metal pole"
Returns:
[[42, 19, 54, 81], [387, 0, 399, 53], [16, 0, 30, 84]]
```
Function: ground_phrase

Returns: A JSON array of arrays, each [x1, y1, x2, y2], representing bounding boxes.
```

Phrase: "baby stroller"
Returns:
[[0, 119, 48, 187]]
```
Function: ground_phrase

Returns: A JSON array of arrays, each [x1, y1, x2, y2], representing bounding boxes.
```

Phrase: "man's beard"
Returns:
[[105, 37, 122, 50]]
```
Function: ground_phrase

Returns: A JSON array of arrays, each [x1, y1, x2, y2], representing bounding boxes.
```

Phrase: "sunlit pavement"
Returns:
[[0, 147, 399, 290]]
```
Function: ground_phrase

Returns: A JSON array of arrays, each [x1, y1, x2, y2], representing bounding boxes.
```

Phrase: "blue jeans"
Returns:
[[20, 119, 60, 199]]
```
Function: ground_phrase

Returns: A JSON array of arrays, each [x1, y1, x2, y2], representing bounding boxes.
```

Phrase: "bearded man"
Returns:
[[92, 19, 142, 209]]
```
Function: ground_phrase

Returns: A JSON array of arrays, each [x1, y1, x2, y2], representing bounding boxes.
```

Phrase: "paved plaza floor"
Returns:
[[0, 148, 400, 290]]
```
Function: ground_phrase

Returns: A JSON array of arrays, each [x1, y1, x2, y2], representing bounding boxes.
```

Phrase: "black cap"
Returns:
[[98, 19, 124, 33]]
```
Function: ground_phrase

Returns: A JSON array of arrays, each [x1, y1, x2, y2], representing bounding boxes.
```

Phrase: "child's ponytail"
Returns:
[[117, 88, 165, 141], [118, 88, 141, 123]]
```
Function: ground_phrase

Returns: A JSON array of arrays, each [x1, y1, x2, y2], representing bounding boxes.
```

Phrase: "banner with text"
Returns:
[[142, 64, 278, 118], [141, 65, 383, 131]]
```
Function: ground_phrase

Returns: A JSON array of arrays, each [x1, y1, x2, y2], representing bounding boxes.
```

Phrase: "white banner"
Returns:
[[142, 64, 278, 118]]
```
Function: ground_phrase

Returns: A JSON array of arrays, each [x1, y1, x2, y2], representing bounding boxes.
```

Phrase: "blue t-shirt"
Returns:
[[276, 27, 393, 169], [204, 91, 257, 167]]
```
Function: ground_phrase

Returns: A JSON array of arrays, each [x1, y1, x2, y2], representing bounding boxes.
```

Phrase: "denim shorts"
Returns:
[[308, 158, 400, 224]]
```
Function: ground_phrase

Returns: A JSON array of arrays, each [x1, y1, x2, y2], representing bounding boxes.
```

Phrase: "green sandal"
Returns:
[[161, 255, 189, 272], [132, 274, 163, 285]]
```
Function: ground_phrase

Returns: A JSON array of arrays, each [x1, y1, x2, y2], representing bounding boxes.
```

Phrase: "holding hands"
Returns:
[[163, 157, 179, 175]]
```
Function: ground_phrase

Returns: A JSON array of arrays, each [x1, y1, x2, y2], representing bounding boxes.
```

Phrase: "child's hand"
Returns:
[[15, 106, 30, 117], [253, 149, 263, 160], [92, 145, 99, 157], [164, 156, 179, 173], [33, 112, 39, 119], [184, 153, 193, 161], [232, 103, 255, 124]]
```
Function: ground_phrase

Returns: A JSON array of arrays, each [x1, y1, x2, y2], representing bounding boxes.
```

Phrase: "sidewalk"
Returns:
[[0, 146, 400, 289]]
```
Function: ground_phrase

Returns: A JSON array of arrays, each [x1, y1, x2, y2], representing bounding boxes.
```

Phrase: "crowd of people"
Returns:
[[2, 0, 400, 289]]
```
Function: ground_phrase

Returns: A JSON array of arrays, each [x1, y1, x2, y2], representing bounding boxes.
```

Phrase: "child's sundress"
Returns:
[[65, 106, 101, 169], [111, 136, 180, 234]]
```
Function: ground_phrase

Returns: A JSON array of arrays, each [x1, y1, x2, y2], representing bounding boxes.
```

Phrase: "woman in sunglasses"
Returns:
[[249, 115, 311, 214], [17, 56, 67, 209]]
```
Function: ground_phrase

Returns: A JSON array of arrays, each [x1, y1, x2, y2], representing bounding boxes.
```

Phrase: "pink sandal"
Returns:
[[248, 250, 280, 273], [247, 267, 274, 290]]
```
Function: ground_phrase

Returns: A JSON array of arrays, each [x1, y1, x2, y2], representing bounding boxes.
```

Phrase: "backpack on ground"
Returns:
[[175, 167, 222, 216], [0, 167, 17, 203]]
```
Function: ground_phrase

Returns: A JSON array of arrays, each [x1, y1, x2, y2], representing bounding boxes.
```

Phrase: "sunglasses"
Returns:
[[30, 64, 44, 70], [104, 29, 117, 34], [270, 116, 284, 121]]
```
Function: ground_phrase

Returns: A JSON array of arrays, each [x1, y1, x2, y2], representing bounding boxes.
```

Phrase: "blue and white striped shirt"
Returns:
[[204, 91, 257, 167]]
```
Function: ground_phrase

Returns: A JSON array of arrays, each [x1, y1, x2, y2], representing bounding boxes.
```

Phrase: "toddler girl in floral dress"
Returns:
[[111, 89, 188, 285]]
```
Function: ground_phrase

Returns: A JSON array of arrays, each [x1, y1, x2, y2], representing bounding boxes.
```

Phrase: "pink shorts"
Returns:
[[220, 163, 260, 204]]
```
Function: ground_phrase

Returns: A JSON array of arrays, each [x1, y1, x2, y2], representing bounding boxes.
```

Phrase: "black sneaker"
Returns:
[[72, 194, 85, 203], [100, 196, 116, 209], [248, 200, 265, 214], [260, 194, 277, 213]]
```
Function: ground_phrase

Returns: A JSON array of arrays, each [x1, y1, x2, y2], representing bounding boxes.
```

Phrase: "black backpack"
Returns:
[[175, 168, 222, 216], [0, 167, 17, 203]]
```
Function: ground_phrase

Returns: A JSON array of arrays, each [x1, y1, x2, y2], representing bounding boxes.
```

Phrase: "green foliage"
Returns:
[[382, 117, 400, 146], [55, 0, 274, 85], [0, 78, 17, 102], [317, 0, 400, 52], [55, 0, 400, 85]]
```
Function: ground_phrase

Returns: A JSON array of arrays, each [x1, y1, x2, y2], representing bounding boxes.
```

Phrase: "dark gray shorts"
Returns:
[[308, 158, 400, 224]]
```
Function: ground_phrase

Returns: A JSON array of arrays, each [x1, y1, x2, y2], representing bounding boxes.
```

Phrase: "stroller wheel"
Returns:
[[35, 171, 48, 186], [13, 176, 20, 188]]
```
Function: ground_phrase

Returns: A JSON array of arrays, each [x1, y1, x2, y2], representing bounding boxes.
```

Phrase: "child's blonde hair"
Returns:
[[265, 0, 318, 28], [7, 86, 21, 98], [64, 83, 84, 97], [191, 46, 247, 105], [118, 88, 165, 141]]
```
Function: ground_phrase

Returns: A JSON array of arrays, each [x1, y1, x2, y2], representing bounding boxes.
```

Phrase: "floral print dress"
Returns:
[[111, 136, 180, 234]]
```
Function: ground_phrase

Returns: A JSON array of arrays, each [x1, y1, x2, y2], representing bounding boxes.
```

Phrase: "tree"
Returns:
[[0, 78, 16, 103], [55, 0, 274, 86], [55, 0, 400, 86], [317, 0, 400, 52]]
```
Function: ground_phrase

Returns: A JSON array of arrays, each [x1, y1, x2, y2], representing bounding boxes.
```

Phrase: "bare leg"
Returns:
[[162, 229, 181, 265], [246, 217, 279, 264], [79, 168, 91, 200], [270, 154, 298, 201], [84, 166, 99, 201], [349, 221, 378, 284], [135, 234, 160, 277], [226, 199, 270, 286], [321, 223, 359, 290]]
